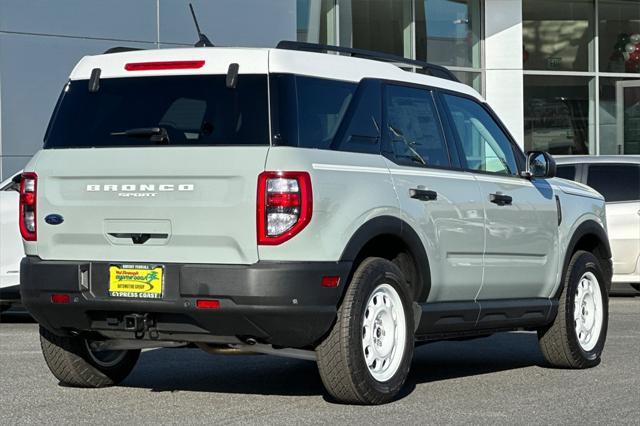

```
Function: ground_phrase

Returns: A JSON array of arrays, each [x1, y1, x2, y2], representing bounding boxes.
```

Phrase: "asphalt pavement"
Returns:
[[1, 292, 638, 425]]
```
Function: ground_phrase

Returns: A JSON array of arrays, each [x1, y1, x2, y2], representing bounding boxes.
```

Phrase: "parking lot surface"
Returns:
[[1, 294, 639, 425]]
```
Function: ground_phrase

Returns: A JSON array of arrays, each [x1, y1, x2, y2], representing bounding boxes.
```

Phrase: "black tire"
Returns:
[[39, 326, 140, 387], [538, 250, 609, 368], [316, 257, 415, 405]]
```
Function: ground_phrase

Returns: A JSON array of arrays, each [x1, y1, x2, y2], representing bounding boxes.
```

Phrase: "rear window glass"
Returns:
[[44, 75, 269, 148], [556, 165, 576, 180], [586, 165, 640, 202]]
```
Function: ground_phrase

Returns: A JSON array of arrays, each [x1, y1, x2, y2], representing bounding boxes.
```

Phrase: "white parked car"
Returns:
[[555, 156, 640, 292], [0, 172, 24, 311]]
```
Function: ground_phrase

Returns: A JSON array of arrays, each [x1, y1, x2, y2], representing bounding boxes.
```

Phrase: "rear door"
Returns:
[[35, 72, 270, 265], [382, 83, 485, 302], [585, 164, 640, 276], [440, 92, 559, 300]]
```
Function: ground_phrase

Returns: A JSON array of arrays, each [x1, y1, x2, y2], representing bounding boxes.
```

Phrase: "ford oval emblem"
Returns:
[[44, 214, 64, 225]]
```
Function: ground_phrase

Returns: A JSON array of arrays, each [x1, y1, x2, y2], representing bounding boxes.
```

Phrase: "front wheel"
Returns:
[[538, 250, 609, 368], [39, 326, 140, 387], [316, 257, 414, 405]]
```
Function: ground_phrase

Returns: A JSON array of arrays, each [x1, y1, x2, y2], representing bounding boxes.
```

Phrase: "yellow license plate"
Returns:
[[109, 265, 163, 299]]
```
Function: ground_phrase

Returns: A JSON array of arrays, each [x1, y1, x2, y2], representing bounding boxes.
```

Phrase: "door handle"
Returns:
[[410, 188, 437, 201], [489, 193, 512, 206], [107, 233, 168, 244]]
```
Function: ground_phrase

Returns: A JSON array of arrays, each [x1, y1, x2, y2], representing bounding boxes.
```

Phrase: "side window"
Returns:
[[270, 74, 358, 150], [586, 165, 640, 202], [296, 76, 357, 149], [443, 94, 518, 176], [331, 80, 382, 154], [556, 165, 577, 181], [383, 85, 450, 167]]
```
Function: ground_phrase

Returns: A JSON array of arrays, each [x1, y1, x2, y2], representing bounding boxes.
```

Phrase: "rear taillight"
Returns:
[[19, 172, 37, 241], [257, 171, 312, 245]]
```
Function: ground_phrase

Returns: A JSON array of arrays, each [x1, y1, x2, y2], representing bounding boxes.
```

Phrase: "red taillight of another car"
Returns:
[[19, 172, 38, 241], [257, 171, 312, 245]]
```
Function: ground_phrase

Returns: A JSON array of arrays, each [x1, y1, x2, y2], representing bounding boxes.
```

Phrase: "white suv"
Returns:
[[0, 172, 24, 312], [556, 156, 640, 292], [20, 42, 612, 404]]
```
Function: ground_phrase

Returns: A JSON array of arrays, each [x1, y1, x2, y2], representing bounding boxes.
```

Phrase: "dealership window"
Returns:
[[297, 0, 337, 45], [415, 0, 481, 69], [450, 71, 482, 94], [339, 0, 413, 57], [523, 0, 595, 72], [599, 0, 640, 74], [524, 76, 594, 155], [522, 0, 639, 156], [295, 0, 484, 94], [600, 78, 640, 154]]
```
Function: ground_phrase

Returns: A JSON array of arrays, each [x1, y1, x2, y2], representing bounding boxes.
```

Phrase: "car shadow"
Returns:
[[0, 309, 35, 323], [121, 331, 546, 402]]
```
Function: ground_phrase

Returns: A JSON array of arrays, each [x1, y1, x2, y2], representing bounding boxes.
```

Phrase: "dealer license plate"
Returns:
[[108, 264, 163, 299]]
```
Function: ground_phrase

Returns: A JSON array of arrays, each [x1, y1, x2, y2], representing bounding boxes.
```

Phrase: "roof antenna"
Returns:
[[189, 3, 214, 47]]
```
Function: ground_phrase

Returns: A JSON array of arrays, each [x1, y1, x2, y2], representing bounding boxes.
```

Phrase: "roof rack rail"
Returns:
[[276, 40, 459, 83], [103, 47, 144, 54]]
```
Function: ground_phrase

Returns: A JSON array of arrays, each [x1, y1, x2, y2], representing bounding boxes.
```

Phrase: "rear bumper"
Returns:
[[20, 257, 351, 348]]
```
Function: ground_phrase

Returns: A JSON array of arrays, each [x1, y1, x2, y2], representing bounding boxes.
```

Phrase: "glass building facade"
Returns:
[[297, 0, 640, 156], [1, 0, 639, 179]]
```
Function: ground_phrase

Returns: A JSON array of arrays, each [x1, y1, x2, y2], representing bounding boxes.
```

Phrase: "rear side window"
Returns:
[[586, 165, 640, 202], [44, 75, 269, 148], [556, 165, 576, 180], [272, 74, 384, 153], [383, 85, 450, 167]]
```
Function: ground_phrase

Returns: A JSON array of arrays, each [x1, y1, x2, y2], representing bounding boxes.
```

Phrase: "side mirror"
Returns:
[[522, 151, 556, 179]]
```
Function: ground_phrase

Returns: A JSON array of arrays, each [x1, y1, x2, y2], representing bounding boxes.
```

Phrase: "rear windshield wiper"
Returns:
[[110, 127, 170, 144]]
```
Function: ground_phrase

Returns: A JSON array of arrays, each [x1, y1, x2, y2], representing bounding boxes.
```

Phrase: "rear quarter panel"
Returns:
[[259, 147, 401, 262]]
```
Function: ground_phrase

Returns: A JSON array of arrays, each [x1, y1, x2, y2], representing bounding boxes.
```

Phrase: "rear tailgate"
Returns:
[[34, 147, 267, 264]]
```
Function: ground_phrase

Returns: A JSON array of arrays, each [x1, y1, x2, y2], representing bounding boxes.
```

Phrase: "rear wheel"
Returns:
[[538, 251, 608, 368], [39, 326, 140, 387], [316, 257, 414, 405]]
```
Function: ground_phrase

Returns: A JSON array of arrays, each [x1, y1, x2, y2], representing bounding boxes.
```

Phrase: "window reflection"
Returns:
[[416, 0, 481, 68], [523, 0, 594, 71], [599, 0, 640, 74], [524, 76, 593, 155], [600, 78, 640, 154], [297, 0, 336, 44], [345, 0, 413, 57]]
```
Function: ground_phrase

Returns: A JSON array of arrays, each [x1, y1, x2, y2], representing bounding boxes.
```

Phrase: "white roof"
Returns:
[[555, 155, 640, 165], [69, 47, 483, 101]]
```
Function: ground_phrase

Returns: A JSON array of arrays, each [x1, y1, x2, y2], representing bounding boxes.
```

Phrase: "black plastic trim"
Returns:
[[416, 298, 557, 339], [20, 257, 351, 348], [276, 40, 459, 82], [339, 216, 432, 302], [555, 220, 612, 298]]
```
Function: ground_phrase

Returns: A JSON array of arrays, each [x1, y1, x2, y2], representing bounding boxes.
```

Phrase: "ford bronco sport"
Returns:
[[20, 41, 612, 405]]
